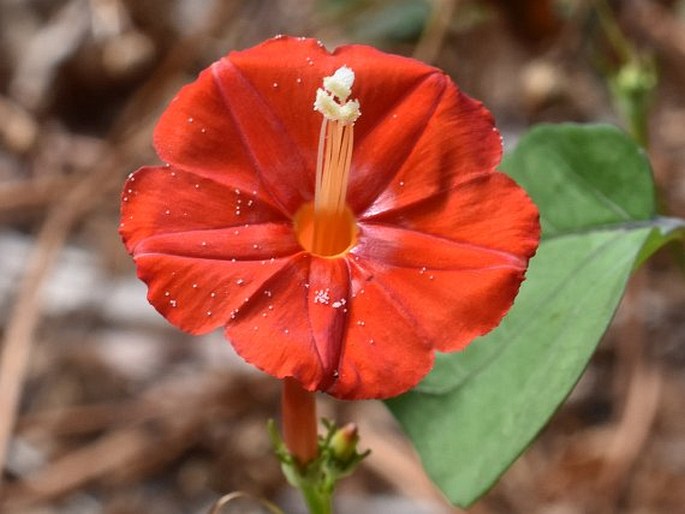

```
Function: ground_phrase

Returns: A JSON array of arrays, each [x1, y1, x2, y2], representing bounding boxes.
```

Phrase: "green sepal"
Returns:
[[268, 419, 370, 514]]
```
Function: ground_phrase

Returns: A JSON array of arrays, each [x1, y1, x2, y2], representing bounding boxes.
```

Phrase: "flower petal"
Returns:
[[348, 254, 524, 354], [350, 172, 540, 352], [361, 171, 540, 258], [153, 37, 343, 216], [360, 84, 502, 217], [305, 258, 350, 390], [133, 223, 299, 262], [152, 70, 284, 212], [345, 70, 448, 213], [133, 253, 293, 334], [206, 56, 313, 215], [226, 255, 321, 388], [353, 223, 527, 271], [227, 37, 441, 172], [326, 261, 434, 399], [121, 165, 302, 335], [227, 256, 350, 393], [120, 166, 288, 252]]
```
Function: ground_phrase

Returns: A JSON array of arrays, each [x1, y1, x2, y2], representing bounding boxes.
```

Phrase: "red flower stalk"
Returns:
[[281, 377, 318, 464], [120, 36, 540, 401]]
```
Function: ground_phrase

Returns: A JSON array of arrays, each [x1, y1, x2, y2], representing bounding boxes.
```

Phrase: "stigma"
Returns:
[[308, 66, 361, 256]]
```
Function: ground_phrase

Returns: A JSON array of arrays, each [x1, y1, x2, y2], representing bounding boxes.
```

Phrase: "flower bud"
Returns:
[[330, 423, 359, 462]]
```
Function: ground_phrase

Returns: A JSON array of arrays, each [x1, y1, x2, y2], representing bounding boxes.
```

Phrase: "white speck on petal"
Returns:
[[313, 288, 331, 305]]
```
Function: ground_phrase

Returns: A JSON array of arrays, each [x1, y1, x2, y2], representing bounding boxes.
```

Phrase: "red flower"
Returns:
[[119, 36, 539, 400]]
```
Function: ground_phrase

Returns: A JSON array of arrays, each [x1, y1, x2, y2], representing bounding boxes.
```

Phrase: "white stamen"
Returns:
[[309, 66, 361, 256], [323, 66, 355, 100], [313, 66, 361, 125]]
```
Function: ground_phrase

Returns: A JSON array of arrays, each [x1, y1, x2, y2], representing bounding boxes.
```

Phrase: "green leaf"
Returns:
[[386, 124, 685, 508], [322, 0, 430, 44]]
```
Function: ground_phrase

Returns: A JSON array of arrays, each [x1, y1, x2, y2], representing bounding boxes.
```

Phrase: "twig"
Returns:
[[413, 0, 459, 64], [208, 491, 284, 514], [0, 176, 76, 217], [15, 400, 159, 438]]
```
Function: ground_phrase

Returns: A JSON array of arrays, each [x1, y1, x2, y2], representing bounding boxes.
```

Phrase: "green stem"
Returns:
[[626, 91, 649, 149], [270, 408, 368, 514], [300, 481, 333, 514], [595, 0, 655, 149], [595, 0, 631, 63]]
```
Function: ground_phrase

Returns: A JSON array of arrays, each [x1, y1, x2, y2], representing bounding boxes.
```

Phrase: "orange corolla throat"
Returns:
[[295, 66, 361, 258]]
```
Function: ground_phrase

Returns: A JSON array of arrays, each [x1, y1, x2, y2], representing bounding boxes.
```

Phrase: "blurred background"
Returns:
[[0, 0, 684, 512]]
